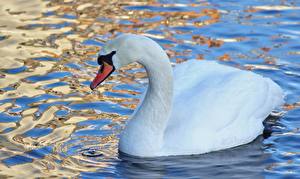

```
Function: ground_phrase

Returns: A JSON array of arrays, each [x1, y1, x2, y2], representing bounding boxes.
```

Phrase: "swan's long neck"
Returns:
[[119, 46, 173, 156]]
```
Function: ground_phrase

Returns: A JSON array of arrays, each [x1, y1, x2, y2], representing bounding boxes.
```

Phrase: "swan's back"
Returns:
[[163, 60, 283, 156]]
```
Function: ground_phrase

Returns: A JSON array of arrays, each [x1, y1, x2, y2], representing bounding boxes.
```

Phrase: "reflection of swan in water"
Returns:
[[90, 34, 284, 157], [116, 136, 267, 179]]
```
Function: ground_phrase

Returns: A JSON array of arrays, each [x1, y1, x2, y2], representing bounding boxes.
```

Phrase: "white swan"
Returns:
[[90, 34, 284, 157]]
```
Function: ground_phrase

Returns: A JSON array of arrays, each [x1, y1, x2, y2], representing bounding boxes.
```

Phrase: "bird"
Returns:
[[90, 33, 284, 157]]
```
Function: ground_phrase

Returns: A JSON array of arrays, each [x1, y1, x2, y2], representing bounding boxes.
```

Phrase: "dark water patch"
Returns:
[[272, 135, 300, 152], [0, 35, 8, 41], [119, 19, 133, 25], [1, 127, 14, 133], [15, 94, 59, 109], [65, 63, 82, 70], [27, 146, 53, 159], [43, 81, 68, 89], [145, 29, 164, 36], [289, 45, 300, 50], [171, 25, 197, 33], [80, 80, 91, 87], [0, 99, 12, 104], [32, 56, 60, 62], [0, 86, 15, 92], [61, 14, 77, 19], [77, 118, 111, 127], [3, 66, 27, 74], [2, 146, 53, 166], [36, 101, 70, 114], [2, 155, 33, 166], [85, 60, 98, 67], [0, 113, 21, 123], [259, 10, 282, 15], [152, 38, 175, 45], [55, 109, 69, 117], [8, 106, 24, 113], [82, 39, 104, 47], [24, 127, 53, 138], [26, 71, 72, 82], [141, 16, 164, 23], [73, 128, 112, 137], [283, 108, 300, 122]]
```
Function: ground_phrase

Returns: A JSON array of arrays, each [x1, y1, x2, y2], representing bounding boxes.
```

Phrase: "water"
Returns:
[[0, 0, 299, 178]]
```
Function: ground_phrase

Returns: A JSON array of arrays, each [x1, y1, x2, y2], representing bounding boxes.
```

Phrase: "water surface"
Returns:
[[0, 0, 300, 178]]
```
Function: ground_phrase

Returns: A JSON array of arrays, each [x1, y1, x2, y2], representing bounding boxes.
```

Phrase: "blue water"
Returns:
[[0, 0, 299, 178]]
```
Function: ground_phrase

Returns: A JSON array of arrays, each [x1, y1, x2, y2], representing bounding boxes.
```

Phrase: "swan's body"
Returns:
[[92, 34, 284, 157]]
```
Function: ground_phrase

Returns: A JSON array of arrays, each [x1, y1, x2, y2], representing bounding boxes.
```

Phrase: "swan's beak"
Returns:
[[90, 62, 115, 90]]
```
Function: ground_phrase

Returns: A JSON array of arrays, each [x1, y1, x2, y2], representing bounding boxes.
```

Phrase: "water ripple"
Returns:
[[0, 0, 299, 178]]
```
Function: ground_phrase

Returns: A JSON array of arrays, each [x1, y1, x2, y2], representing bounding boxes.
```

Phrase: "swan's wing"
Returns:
[[164, 60, 284, 154]]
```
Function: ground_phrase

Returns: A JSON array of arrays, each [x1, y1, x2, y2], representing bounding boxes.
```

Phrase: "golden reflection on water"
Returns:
[[0, 0, 223, 177], [0, 0, 299, 177]]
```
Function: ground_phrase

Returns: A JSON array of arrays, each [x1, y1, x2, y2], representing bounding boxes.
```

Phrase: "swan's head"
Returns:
[[90, 49, 116, 90], [90, 34, 146, 90]]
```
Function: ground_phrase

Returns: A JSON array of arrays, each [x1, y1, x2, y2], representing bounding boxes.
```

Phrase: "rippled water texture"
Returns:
[[0, 0, 299, 178]]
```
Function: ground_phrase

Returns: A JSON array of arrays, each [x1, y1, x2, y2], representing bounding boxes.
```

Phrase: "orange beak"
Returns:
[[90, 62, 115, 90]]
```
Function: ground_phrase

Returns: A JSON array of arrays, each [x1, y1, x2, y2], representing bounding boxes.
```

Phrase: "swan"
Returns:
[[90, 34, 284, 157]]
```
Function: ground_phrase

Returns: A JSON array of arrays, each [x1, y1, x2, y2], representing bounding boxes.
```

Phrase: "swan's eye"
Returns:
[[99, 63, 105, 73], [97, 51, 116, 66]]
